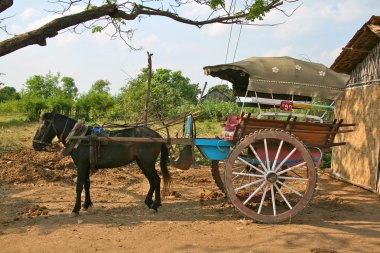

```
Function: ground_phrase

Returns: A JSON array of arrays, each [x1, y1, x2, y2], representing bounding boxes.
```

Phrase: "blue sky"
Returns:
[[0, 0, 379, 95]]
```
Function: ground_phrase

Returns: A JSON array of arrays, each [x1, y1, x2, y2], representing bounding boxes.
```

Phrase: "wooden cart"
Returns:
[[201, 56, 356, 223]]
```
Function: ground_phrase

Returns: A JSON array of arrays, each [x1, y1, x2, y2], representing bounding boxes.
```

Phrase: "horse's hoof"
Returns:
[[82, 202, 93, 211], [83, 205, 93, 212], [70, 212, 79, 218], [149, 208, 157, 213]]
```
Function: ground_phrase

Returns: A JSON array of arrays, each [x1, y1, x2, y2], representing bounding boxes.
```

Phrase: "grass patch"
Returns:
[[0, 113, 28, 124], [0, 122, 39, 152], [0, 113, 38, 152]]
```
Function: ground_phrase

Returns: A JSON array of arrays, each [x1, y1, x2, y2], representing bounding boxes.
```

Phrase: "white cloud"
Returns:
[[202, 23, 229, 37], [182, 2, 211, 18], [139, 34, 159, 48], [26, 5, 85, 31], [54, 32, 78, 47], [21, 8, 40, 21], [315, 47, 342, 66], [27, 14, 61, 30], [262, 46, 293, 57], [250, 0, 379, 42], [322, 0, 380, 22], [9, 23, 22, 34], [66, 5, 85, 15]]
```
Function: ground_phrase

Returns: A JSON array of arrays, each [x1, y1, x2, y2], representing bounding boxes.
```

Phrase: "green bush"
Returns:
[[197, 100, 240, 121], [320, 151, 332, 169], [0, 100, 25, 114]]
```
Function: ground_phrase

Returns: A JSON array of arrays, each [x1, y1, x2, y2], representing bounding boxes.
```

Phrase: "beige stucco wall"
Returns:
[[333, 84, 380, 192]]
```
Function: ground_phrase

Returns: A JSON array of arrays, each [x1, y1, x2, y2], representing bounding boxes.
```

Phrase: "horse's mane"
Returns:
[[40, 112, 68, 122], [40, 112, 53, 122]]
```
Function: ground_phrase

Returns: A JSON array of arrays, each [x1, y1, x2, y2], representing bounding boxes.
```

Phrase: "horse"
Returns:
[[32, 112, 171, 217]]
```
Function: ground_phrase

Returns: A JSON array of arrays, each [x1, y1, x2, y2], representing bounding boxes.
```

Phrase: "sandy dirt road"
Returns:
[[1, 149, 380, 253]]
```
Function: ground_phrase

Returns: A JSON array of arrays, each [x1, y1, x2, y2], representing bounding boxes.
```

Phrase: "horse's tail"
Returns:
[[160, 143, 171, 197]]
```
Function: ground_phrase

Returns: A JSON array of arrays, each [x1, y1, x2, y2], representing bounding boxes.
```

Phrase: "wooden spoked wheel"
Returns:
[[225, 130, 316, 223]]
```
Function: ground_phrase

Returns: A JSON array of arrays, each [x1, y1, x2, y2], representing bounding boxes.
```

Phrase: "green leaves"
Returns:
[[120, 68, 199, 121], [246, 0, 270, 21], [210, 0, 225, 10], [75, 79, 114, 121], [20, 72, 79, 120], [0, 86, 20, 102], [92, 25, 104, 33]]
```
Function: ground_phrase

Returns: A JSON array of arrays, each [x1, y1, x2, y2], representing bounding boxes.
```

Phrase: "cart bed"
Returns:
[[233, 115, 355, 150]]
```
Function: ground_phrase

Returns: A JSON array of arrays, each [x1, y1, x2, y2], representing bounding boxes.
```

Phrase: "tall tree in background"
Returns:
[[61, 77, 78, 101], [21, 72, 78, 119], [120, 68, 199, 121], [0, 86, 20, 102], [0, 1, 298, 56], [75, 79, 114, 121]]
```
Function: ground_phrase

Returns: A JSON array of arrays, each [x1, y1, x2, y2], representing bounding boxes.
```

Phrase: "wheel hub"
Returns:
[[266, 172, 278, 184]]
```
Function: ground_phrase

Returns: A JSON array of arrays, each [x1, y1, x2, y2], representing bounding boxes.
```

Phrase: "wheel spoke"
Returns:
[[278, 176, 309, 181], [249, 145, 268, 171], [257, 184, 269, 214], [232, 166, 249, 181], [243, 181, 266, 205], [274, 183, 292, 210], [234, 178, 265, 192], [276, 180, 303, 197], [277, 161, 306, 176], [232, 174, 243, 181], [264, 138, 270, 170], [237, 156, 265, 175], [274, 147, 297, 172], [232, 172, 265, 178], [271, 140, 284, 170], [270, 185, 277, 216]]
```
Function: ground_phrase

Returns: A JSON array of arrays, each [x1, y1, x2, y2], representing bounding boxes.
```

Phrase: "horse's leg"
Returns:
[[82, 170, 93, 210], [136, 160, 154, 208], [150, 171, 161, 211], [136, 160, 160, 210], [71, 166, 87, 216]]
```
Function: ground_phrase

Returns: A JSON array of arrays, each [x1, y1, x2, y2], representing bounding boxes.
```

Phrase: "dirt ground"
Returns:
[[1, 148, 380, 253]]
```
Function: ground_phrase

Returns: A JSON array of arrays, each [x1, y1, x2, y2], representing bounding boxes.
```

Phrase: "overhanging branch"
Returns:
[[0, 1, 289, 57], [0, 0, 13, 13]]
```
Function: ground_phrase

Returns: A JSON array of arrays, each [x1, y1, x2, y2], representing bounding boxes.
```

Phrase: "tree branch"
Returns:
[[0, 1, 293, 57], [0, 0, 13, 13], [0, 4, 120, 56]]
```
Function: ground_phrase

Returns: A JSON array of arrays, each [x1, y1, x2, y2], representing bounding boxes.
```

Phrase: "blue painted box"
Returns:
[[194, 138, 233, 160]]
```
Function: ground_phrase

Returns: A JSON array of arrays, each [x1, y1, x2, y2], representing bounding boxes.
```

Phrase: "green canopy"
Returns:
[[204, 56, 350, 100]]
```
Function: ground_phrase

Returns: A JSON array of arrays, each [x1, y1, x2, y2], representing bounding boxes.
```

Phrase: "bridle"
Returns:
[[33, 114, 59, 147]]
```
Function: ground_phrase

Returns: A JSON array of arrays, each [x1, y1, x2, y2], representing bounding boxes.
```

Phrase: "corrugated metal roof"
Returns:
[[330, 15, 380, 74]]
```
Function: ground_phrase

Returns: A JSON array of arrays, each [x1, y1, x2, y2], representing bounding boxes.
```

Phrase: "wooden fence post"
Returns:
[[145, 52, 153, 126]]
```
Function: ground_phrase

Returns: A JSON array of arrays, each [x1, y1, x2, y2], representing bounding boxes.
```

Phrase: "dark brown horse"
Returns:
[[33, 113, 171, 216]]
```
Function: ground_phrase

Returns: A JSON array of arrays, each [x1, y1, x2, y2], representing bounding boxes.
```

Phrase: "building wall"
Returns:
[[333, 83, 380, 192]]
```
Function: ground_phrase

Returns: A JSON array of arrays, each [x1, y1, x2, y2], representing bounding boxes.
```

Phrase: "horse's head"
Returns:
[[33, 112, 58, 151]]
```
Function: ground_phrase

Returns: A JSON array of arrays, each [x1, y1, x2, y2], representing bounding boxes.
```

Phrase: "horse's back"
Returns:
[[93, 126, 163, 168]]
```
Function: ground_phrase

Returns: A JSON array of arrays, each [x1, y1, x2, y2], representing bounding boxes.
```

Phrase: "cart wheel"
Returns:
[[211, 160, 225, 193], [225, 129, 316, 223]]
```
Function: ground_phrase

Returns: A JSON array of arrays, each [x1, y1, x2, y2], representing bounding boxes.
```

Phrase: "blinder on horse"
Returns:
[[32, 114, 58, 150], [33, 113, 71, 151]]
